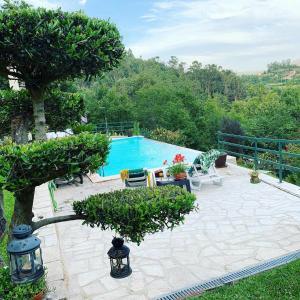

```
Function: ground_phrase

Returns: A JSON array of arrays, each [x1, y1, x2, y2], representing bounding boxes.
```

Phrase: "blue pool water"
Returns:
[[99, 137, 200, 176]]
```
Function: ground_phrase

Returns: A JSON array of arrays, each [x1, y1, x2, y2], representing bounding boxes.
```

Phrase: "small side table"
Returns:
[[156, 178, 191, 193]]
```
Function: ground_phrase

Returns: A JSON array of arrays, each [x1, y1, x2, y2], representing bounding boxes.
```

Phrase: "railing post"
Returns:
[[254, 138, 258, 170], [278, 142, 283, 183]]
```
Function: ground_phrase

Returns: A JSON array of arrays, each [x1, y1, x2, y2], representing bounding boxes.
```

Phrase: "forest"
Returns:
[[78, 52, 299, 149]]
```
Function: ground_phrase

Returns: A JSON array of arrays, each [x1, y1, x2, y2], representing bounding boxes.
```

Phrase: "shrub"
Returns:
[[0, 267, 46, 300], [284, 144, 300, 186], [73, 186, 197, 245], [149, 128, 185, 146], [72, 123, 96, 134], [0, 133, 109, 192], [220, 118, 245, 154], [133, 121, 140, 136], [220, 118, 244, 136]]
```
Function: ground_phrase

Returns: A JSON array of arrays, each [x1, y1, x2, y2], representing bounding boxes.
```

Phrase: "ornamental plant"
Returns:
[[73, 186, 197, 245], [0, 133, 110, 226], [0, 0, 124, 140], [165, 154, 188, 177], [0, 267, 47, 300]]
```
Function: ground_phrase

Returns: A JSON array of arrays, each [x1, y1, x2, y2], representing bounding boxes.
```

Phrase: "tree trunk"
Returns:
[[30, 88, 47, 141], [11, 115, 29, 144], [10, 187, 35, 231]]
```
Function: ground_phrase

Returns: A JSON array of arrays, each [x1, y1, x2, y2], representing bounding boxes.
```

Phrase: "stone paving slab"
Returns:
[[33, 165, 300, 299]]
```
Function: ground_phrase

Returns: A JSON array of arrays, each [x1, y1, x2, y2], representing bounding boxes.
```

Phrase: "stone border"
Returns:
[[155, 249, 300, 300]]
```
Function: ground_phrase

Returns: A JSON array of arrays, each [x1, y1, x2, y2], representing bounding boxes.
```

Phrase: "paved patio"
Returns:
[[33, 164, 300, 300]]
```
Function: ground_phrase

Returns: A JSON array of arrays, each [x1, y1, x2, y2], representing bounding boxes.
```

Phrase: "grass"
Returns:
[[0, 190, 15, 263], [191, 259, 300, 300]]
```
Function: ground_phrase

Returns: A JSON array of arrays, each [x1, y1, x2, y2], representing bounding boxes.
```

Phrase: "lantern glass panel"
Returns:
[[17, 253, 33, 274], [10, 254, 17, 274], [112, 257, 126, 272], [33, 249, 43, 271]]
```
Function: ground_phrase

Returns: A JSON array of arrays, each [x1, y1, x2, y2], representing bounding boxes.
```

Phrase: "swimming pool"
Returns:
[[99, 136, 200, 177]]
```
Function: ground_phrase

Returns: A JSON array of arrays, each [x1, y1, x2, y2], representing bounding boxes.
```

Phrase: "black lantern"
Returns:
[[7, 224, 44, 284], [107, 237, 132, 278]]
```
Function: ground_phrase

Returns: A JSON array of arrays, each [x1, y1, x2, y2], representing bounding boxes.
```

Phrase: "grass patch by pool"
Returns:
[[191, 258, 300, 300], [0, 190, 14, 263]]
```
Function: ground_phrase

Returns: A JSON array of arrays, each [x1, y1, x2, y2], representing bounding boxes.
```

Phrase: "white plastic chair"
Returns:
[[187, 162, 223, 190]]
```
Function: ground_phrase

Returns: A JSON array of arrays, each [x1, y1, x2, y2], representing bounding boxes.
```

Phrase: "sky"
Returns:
[[5, 0, 300, 72]]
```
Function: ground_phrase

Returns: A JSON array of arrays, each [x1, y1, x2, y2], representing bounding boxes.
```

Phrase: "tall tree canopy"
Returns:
[[0, 0, 124, 140]]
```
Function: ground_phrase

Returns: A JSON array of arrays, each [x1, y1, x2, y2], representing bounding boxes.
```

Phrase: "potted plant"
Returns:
[[250, 170, 260, 184], [167, 154, 188, 180], [215, 152, 227, 168]]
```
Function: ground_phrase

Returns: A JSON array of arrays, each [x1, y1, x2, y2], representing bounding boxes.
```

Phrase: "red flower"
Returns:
[[173, 154, 185, 163]]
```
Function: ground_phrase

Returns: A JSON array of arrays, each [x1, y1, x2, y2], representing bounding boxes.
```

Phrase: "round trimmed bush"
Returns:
[[73, 186, 197, 244]]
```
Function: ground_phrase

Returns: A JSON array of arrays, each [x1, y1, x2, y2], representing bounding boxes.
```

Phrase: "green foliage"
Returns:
[[45, 90, 84, 131], [230, 89, 299, 138], [0, 89, 84, 136], [187, 62, 246, 101], [0, 190, 14, 263], [0, 133, 109, 192], [196, 97, 226, 150], [168, 163, 187, 176], [0, 267, 46, 300], [0, 75, 8, 89], [191, 258, 300, 300], [149, 128, 186, 146], [0, 0, 124, 88], [72, 123, 96, 134], [132, 121, 140, 136], [73, 186, 197, 245], [285, 144, 300, 185]]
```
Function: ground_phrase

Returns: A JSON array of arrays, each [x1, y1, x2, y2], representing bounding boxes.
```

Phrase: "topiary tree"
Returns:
[[0, 133, 110, 226], [27, 186, 196, 245], [0, 0, 124, 140]]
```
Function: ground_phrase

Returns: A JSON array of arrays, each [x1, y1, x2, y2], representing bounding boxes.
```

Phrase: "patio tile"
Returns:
[[33, 163, 300, 299]]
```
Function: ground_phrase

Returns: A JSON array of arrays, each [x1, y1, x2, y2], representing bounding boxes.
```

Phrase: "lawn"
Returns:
[[191, 259, 300, 300], [0, 191, 14, 263]]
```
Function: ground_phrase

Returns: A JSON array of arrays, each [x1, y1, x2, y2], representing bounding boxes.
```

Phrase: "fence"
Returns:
[[94, 121, 135, 135], [217, 132, 300, 183]]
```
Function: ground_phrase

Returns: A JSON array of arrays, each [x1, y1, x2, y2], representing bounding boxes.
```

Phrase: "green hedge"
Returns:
[[0, 267, 46, 300], [73, 186, 197, 244], [0, 133, 110, 192]]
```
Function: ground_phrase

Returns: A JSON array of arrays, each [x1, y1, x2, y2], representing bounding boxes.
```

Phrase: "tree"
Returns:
[[0, 89, 84, 143], [0, 0, 124, 140]]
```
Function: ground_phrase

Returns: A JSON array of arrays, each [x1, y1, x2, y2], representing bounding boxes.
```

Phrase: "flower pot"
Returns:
[[250, 173, 260, 184], [215, 153, 227, 168], [174, 172, 187, 180], [32, 291, 44, 300]]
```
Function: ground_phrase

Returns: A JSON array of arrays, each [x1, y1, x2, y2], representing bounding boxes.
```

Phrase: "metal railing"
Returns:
[[217, 132, 300, 183], [94, 121, 134, 135]]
